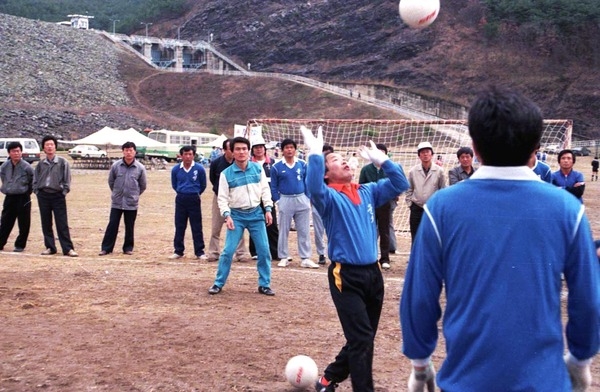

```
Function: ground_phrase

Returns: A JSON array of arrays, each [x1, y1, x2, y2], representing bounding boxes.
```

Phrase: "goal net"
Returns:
[[246, 118, 572, 234]]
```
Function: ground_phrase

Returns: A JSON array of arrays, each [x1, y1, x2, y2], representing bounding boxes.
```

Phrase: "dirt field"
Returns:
[[0, 154, 599, 391]]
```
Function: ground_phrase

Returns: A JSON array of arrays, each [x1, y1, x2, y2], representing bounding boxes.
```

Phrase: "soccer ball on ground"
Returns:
[[285, 355, 319, 388], [399, 0, 440, 29]]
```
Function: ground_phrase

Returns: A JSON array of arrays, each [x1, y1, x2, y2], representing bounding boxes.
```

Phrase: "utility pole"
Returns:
[[140, 22, 152, 37], [111, 19, 119, 35]]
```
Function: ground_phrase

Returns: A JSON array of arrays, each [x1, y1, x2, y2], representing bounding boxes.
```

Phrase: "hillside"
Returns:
[[159, 0, 600, 138], [1, 0, 600, 140], [0, 13, 404, 140]]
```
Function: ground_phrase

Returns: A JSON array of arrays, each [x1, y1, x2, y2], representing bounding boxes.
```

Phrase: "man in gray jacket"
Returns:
[[99, 142, 147, 256], [0, 141, 34, 252], [34, 135, 78, 257]]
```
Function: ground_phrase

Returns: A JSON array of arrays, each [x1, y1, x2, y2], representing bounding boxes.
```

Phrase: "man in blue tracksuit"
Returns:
[[170, 145, 207, 260], [400, 87, 600, 391], [270, 138, 317, 268], [301, 126, 408, 392]]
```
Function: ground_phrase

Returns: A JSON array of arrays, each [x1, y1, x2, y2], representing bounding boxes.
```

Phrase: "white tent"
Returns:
[[61, 127, 167, 147], [202, 134, 228, 148]]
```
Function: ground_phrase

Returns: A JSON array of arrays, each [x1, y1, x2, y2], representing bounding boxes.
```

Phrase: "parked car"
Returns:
[[571, 147, 591, 156], [0, 138, 41, 163], [68, 145, 108, 159], [543, 144, 560, 154]]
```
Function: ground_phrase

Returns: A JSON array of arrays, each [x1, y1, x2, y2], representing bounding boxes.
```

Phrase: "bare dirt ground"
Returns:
[[0, 154, 599, 392]]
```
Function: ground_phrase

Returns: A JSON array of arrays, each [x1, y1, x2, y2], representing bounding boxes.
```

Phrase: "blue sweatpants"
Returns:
[[214, 206, 271, 288]]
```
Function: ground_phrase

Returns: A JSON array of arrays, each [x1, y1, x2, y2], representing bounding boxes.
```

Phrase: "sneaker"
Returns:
[[251, 255, 258, 260], [315, 376, 337, 391], [301, 259, 320, 269], [41, 248, 56, 255], [381, 262, 391, 270], [123, 250, 133, 255], [66, 249, 79, 257], [168, 253, 183, 260], [258, 286, 275, 296], [196, 254, 208, 261], [208, 285, 222, 295], [13, 247, 24, 253], [277, 259, 289, 267], [318, 254, 326, 265], [98, 250, 110, 256]]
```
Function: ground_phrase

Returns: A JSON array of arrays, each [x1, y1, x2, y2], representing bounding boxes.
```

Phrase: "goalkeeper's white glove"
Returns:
[[358, 140, 389, 167], [564, 352, 592, 392], [408, 362, 436, 392], [300, 125, 324, 157]]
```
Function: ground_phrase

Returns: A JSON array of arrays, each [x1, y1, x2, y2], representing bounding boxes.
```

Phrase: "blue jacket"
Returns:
[[305, 155, 408, 265], [401, 166, 600, 391], [171, 162, 206, 195], [551, 169, 585, 202]]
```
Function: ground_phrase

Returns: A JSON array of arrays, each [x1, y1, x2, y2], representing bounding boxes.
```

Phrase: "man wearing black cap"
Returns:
[[448, 146, 476, 185]]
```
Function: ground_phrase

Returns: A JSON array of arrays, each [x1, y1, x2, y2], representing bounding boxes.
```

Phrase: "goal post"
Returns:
[[246, 118, 572, 233]]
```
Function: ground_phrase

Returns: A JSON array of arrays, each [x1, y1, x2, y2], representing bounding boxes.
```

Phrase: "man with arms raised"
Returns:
[[302, 126, 408, 392], [400, 87, 599, 391]]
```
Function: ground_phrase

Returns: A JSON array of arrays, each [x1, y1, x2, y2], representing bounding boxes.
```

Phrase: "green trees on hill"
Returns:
[[0, 0, 188, 34], [483, 0, 600, 29]]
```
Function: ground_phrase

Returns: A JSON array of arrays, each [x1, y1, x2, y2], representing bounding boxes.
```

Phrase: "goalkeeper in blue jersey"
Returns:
[[301, 126, 409, 392], [400, 87, 600, 392]]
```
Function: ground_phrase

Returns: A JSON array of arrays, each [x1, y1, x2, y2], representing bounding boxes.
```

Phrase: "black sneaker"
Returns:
[[315, 376, 337, 391], [208, 285, 222, 295], [318, 254, 326, 265], [258, 286, 275, 296], [13, 247, 24, 252]]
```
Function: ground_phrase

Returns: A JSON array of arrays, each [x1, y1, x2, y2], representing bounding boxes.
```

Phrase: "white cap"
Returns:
[[417, 141, 434, 153], [251, 135, 266, 148]]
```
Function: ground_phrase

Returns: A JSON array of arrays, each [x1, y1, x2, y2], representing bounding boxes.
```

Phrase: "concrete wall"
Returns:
[[333, 82, 468, 120]]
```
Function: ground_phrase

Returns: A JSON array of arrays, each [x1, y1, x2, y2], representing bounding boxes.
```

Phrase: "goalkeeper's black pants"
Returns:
[[323, 261, 384, 392]]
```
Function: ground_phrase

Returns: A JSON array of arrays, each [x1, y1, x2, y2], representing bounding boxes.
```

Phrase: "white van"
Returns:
[[0, 138, 41, 164]]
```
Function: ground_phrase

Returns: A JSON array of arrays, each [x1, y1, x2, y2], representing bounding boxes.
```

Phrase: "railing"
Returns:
[[71, 158, 118, 170]]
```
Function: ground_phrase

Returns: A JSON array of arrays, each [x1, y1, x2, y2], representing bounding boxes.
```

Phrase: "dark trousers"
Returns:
[[173, 193, 205, 256], [101, 208, 138, 253], [36, 191, 74, 254], [249, 203, 279, 260], [0, 193, 31, 250], [375, 202, 391, 264], [323, 262, 384, 392], [409, 203, 425, 244]]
